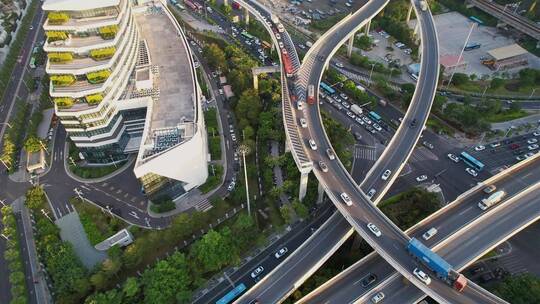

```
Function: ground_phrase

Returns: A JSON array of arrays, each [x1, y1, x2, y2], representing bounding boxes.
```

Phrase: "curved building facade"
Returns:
[[43, 0, 208, 199]]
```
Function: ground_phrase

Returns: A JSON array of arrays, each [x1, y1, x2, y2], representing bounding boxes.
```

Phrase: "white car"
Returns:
[[466, 167, 478, 177], [371, 292, 385, 303], [490, 142, 501, 148], [231, 133, 237, 141], [381, 169, 391, 180], [474, 145, 485, 151], [416, 175, 428, 182], [373, 123, 382, 131], [299, 118, 307, 128], [251, 266, 264, 278], [227, 181, 235, 191], [447, 153, 459, 163], [297, 101, 303, 110], [275, 33, 281, 40], [367, 223, 382, 237], [274, 247, 288, 258], [367, 188, 376, 199], [527, 138, 538, 144], [308, 139, 317, 150], [413, 268, 431, 285], [340, 192, 352, 206], [326, 148, 336, 160], [528, 144, 539, 150], [533, 131, 540, 136], [422, 227, 438, 241], [219, 88, 224, 95], [278, 41, 284, 49], [336, 62, 344, 68]]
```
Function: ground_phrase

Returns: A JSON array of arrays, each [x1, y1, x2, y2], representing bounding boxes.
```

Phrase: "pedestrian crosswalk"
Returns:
[[498, 253, 528, 275], [194, 199, 213, 212], [355, 146, 377, 160]]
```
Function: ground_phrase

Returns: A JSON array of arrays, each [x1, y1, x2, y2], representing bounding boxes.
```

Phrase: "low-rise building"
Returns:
[[483, 44, 528, 70]]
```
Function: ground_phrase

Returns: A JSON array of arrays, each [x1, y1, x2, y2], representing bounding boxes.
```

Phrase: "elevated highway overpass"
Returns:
[[299, 154, 540, 303]]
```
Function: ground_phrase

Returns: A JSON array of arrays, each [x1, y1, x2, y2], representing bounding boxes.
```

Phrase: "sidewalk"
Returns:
[[12, 198, 53, 304]]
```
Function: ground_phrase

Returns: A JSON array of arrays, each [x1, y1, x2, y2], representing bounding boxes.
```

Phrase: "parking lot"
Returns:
[[408, 12, 540, 77]]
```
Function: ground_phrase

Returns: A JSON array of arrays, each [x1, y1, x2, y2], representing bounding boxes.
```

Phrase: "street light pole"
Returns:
[[368, 63, 375, 87], [529, 88, 537, 99], [0, 122, 12, 128], [446, 22, 476, 90], [237, 144, 251, 216]]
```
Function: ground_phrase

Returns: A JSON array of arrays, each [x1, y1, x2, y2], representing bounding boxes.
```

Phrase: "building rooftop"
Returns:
[[488, 44, 528, 61], [135, 9, 195, 132], [43, 0, 120, 11]]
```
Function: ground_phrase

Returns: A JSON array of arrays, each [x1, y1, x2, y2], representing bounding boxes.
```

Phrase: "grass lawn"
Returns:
[[310, 13, 346, 32], [427, 116, 455, 136], [69, 161, 127, 179], [485, 110, 528, 123], [199, 164, 224, 193], [71, 197, 126, 246]]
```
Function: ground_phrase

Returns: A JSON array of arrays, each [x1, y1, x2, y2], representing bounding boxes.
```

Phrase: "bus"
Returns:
[[460, 151, 485, 171], [320, 81, 336, 95], [368, 111, 382, 122], [464, 42, 481, 51], [307, 84, 315, 104], [469, 16, 484, 25], [216, 283, 247, 304], [241, 31, 255, 41]]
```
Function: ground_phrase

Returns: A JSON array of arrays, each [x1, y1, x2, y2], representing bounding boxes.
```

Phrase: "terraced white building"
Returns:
[[43, 0, 208, 200]]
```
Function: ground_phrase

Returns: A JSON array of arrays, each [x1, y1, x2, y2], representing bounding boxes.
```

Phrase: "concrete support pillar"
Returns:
[[364, 20, 371, 36], [317, 183, 325, 204], [347, 34, 355, 58], [406, 4, 413, 23], [253, 74, 258, 90], [223, 0, 228, 6], [299, 171, 309, 202], [285, 139, 290, 153], [413, 21, 420, 42], [244, 8, 250, 24]]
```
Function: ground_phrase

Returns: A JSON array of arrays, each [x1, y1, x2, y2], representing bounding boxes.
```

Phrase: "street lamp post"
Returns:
[[368, 63, 375, 87], [237, 144, 251, 216], [529, 88, 537, 99]]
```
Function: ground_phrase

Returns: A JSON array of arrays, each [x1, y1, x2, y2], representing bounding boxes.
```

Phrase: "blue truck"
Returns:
[[407, 238, 467, 292]]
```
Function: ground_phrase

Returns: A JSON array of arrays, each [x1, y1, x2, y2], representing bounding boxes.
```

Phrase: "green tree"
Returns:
[[23, 135, 42, 153], [203, 43, 227, 72], [292, 200, 309, 219], [235, 89, 262, 129], [142, 252, 192, 304], [221, 4, 232, 15], [280, 204, 294, 224], [450, 73, 469, 86], [122, 277, 140, 299], [494, 274, 540, 304], [490, 77, 504, 89], [190, 228, 237, 273], [25, 186, 45, 210]]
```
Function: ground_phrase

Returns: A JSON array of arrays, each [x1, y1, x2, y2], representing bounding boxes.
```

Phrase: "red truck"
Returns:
[[232, 1, 241, 9]]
